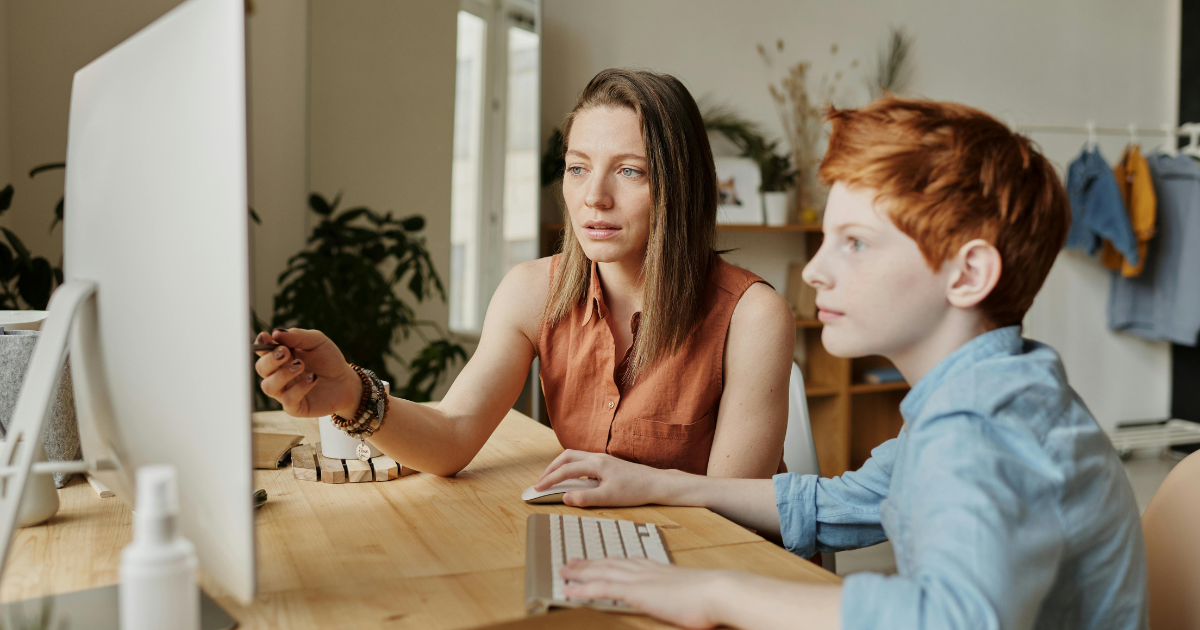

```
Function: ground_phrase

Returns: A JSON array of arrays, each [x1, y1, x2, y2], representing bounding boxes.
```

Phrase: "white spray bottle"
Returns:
[[119, 465, 200, 630]]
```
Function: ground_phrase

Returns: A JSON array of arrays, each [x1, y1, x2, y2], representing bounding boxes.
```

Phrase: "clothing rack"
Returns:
[[1014, 121, 1200, 158]]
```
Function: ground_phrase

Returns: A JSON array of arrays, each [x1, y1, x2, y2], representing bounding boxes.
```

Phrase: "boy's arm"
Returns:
[[539, 437, 900, 551], [841, 413, 1064, 630]]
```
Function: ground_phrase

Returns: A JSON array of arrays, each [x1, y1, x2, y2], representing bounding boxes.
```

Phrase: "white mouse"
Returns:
[[521, 478, 601, 504]]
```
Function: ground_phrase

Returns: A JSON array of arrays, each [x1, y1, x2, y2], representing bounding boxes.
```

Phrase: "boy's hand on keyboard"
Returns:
[[561, 558, 726, 629], [254, 328, 362, 419], [535, 450, 663, 507]]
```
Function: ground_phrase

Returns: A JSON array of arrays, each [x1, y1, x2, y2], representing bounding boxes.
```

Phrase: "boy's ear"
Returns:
[[946, 239, 1002, 309]]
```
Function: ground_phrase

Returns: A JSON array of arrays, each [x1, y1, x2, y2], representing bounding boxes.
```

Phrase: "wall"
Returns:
[[308, 0, 459, 387], [247, 0, 309, 322], [0, 0, 182, 262], [542, 0, 1178, 428]]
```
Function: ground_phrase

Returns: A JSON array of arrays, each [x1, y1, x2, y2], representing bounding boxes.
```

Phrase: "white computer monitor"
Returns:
[[0, 0, 256, 608]]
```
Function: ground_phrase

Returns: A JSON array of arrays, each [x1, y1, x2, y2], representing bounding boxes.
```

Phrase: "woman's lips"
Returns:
[[582, 223, 621, 240], [817, 308, 844, 322]]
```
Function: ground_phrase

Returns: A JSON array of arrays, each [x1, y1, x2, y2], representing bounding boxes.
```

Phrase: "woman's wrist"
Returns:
[[334, 363, 364, 419], [651, 469, 705, 507]]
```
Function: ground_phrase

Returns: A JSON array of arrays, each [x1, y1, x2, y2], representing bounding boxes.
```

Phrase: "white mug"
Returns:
[[318, 380, 387, 460]]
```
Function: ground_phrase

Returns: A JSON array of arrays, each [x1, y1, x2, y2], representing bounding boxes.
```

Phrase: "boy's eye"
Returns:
[[847, 237, 865, 252]]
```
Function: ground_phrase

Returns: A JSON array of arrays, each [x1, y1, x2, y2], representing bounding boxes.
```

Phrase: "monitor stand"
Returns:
[[0, 584, 236, 630]]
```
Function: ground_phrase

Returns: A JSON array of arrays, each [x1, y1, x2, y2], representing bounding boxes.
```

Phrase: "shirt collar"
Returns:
[[899, 326, 1023, 421], [581, 260, 609, 326]]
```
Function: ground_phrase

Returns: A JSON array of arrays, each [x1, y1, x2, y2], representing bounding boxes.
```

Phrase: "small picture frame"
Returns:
[[714, 157, 764, 225]]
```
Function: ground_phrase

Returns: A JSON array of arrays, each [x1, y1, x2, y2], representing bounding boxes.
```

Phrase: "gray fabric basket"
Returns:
[[0, 331, 81, 488]]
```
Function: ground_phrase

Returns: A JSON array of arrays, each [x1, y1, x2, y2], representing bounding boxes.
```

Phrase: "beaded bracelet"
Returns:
[[331, 364, 389, 460]]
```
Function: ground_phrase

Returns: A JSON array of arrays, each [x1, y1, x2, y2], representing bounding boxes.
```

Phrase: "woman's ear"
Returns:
[[946, 238, 1002, 309]]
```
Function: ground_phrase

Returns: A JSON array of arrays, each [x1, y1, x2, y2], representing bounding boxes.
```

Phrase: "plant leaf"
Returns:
[[2, 228, 31, 263], [309, 193, 333, 216], [17, 257, 53, 309], [400, 216, 425, 231], [28, 162, 65, 178], [0, 185, 13, 214], [0, 243, 14, 280]]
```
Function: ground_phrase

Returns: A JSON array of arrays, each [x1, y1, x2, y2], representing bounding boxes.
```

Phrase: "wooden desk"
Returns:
[[2, 410, 838, 629]]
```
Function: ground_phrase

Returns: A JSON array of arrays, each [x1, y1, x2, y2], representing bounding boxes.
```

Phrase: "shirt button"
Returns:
[[607, 401, 614, 409]]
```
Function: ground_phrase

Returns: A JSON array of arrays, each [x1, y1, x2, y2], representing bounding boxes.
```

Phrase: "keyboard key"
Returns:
[[618, 520, 645, 558], [581, 517, 605, 559], [600, 519, 625, 558]]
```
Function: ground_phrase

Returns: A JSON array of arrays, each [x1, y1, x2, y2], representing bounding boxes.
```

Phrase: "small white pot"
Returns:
[[318, 380, 388, 460], [763, 191, 789, 226]]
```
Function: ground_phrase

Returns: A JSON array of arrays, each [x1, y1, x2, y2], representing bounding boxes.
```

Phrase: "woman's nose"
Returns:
[[585, 175, 613, 210]]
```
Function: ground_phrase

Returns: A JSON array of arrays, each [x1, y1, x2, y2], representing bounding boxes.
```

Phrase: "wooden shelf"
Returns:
[[796, 318, 822, 329], [849, 381, 910, 395], [542, 223, 822, 233], [805, 384, 840, 397]]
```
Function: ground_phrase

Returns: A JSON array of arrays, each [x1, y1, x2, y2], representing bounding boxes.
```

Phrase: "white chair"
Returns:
[[782, 361, 836, 572], [783, 362, 820, 476]]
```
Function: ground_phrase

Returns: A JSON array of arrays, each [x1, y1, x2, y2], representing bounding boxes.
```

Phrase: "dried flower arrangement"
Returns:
[[758, 40, 858, 222]]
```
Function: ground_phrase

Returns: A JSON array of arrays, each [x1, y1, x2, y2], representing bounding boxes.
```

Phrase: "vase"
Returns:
[[762, 192, 789, 226]]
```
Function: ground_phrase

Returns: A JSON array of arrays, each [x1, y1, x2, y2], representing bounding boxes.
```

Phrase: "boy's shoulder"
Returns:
[[911, 333, 1094, 446]]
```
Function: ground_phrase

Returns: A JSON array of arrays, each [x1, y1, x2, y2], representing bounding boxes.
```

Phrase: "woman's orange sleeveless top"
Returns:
[[537, 254, 766, 475]]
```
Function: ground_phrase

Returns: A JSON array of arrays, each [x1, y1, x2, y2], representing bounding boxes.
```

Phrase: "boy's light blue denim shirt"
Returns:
[[774, 326, 1148, 630]]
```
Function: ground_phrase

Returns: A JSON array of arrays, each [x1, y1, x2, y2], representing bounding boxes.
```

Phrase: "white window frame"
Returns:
[[453, 0, 541, 335]]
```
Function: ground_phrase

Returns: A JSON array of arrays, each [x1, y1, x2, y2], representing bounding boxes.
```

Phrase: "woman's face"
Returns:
[[562, 106, 654, 266]]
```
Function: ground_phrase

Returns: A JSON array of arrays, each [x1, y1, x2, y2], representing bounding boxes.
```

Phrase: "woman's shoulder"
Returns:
[[491, 256, 555, 338], [709, 256, 769, 297]]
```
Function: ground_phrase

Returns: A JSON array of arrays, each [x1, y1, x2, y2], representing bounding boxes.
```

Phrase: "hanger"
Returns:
[[1160, 123, 1178, 157], [1085, 120, 1098, 151], [1182, 123, 1200, 159]]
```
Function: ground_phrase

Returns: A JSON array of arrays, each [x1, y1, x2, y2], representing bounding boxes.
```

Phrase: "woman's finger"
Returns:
[[534, 460, 603, 491], [537, 449, 595, 482], [260, 357, 305, 398], [255, 344, 292, 379], [278, 371, 319, 414]]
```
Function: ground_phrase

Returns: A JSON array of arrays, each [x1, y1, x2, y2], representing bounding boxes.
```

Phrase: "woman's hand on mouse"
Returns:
[[535, 450, 671, 508], [254, 328, 362, 419]]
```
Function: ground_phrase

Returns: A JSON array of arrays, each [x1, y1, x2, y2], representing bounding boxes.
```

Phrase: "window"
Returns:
[[450, 1, 540, 333]]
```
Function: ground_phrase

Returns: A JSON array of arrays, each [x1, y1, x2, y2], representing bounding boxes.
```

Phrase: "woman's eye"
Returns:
[[620, 167, 640, 178], [567, 166, 585, 176]]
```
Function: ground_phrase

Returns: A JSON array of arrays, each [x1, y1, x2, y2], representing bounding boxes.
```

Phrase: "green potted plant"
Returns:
[[266, 192, 465, 408], [702, 107, 794, 225], [0, 184, 61, 311]]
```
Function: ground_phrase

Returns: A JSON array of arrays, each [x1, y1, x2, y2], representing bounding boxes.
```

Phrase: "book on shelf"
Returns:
[[785, 262, 817, 319], [862, 366, 905, 385]]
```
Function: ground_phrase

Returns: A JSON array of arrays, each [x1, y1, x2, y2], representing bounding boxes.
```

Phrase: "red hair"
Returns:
[[819, 97, 1070, 327]]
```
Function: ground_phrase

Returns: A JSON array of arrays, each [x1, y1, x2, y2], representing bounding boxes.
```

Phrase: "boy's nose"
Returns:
[[801, 249, 832, 290]]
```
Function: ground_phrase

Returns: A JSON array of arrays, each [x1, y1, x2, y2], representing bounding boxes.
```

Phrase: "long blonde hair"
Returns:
[[544, 69, 718, 385]]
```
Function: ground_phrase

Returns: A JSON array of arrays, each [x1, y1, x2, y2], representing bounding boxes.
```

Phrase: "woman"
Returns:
[[255, 68, 795, 478]]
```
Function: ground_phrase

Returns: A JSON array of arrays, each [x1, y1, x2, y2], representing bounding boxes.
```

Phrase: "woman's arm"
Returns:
[[257, 258, 550, 476], [708, 282, 795, 478]]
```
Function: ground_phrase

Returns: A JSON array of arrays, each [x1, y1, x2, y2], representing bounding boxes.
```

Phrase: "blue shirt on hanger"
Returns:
[[773, 326, 1147, 630], [1065, 147, 1140, 266], [1109, 152, 1200, 345]]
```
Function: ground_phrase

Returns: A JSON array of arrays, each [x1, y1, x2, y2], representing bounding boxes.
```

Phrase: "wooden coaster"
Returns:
[[291, 443, 417, 483]]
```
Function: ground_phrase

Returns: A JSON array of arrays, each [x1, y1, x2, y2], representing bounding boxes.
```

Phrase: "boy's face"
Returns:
[[802, 182, 955, 359]]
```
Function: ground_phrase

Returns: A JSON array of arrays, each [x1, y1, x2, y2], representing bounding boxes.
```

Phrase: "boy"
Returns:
[[533, 98, 1148, 629]]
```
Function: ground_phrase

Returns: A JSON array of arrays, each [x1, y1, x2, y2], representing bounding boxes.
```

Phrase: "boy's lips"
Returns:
[[817, 306, 844, 322]]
